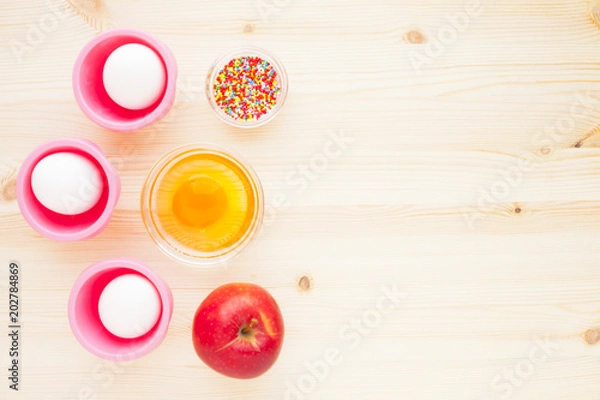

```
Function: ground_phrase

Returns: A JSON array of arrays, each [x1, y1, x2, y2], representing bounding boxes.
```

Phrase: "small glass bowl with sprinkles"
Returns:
[[206, 47, 288, 128]]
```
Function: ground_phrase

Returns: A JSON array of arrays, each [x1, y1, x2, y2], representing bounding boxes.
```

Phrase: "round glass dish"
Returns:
[[206, 47, 288, 128], [141, 145, 264, 266]]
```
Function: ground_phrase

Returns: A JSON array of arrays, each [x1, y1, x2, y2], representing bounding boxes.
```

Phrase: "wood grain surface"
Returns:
[[2, 0, 600, 399]]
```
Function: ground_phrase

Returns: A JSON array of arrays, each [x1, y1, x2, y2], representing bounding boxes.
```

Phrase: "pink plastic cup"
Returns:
[[68, 258, 174, 361], [16, 138, 120, 241], [73, 28, 178, 132]]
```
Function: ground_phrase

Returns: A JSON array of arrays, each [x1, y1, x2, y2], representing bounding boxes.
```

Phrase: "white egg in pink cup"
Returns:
[[73, 28, 178, 132], [68, 259, 173, 361], [16, 137, 120, 241]]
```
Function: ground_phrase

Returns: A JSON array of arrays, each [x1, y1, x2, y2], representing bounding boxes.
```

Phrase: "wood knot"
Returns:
[[243, 23, 255, 34], [574, 141, 583, 148], [2, 178, 17, 202], [298, 275, 311, 292], [590, 5, 600, 28], [514, 207, 521, 214], [583, 327, 600, 345], [0, 165, 18, 202], [404, 29, 426, 44], [68, 0, 103, 13], [66, 0, 111, 31], [539, 147, 552, 156]]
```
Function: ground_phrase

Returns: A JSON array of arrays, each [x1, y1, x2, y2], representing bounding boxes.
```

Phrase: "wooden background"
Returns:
[[2, 0, 600, 399]]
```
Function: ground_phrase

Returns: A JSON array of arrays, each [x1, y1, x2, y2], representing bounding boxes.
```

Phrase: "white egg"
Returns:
[[98, 274, 162, 339], [103, 43, 166, 110], [31, 152, 103, 216]]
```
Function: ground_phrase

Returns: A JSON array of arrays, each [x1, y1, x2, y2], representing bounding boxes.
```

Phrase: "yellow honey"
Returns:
[[153, 152, 258, 254]]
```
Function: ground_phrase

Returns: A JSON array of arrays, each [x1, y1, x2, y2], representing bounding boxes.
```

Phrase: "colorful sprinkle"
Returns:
[[213, 56, 281, 121]]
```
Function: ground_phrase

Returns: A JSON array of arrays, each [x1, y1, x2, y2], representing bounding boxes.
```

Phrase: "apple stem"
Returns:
[[240, 318, 258, 335]]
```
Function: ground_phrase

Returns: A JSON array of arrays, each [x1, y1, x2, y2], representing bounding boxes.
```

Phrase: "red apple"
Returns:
[[192, 282, 284, 379]]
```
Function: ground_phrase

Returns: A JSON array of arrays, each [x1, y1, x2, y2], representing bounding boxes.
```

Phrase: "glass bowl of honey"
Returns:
[[141, 145, 264, 266]]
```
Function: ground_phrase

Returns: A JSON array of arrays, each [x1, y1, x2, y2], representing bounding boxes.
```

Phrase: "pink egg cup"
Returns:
[[73, 28, 178, 132], [16, 138, 120, 241], [68, 259, 174, 361]]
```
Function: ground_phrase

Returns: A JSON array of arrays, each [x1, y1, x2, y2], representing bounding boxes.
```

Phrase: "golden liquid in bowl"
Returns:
[[154, 152, 257, 253]]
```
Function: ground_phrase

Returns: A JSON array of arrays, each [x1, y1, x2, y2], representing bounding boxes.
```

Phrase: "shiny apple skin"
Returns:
[[192, 283, 284, 379]]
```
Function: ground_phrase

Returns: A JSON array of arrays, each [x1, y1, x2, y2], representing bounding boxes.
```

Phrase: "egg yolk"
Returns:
[[172, 176, 228, 228]]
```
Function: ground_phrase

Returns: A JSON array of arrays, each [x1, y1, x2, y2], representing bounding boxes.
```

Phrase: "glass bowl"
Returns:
[[206, 47, 288, 128], [141, 144, 264, 266]]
